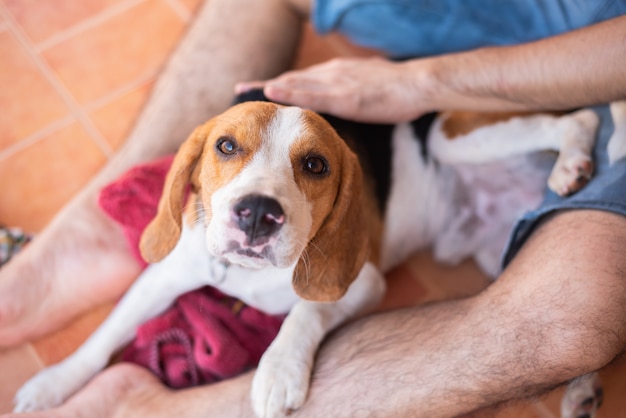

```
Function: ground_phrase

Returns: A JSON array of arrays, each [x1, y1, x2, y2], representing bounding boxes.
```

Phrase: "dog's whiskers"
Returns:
[[307, 240, 328, 263], [299, 247, 312, 286]]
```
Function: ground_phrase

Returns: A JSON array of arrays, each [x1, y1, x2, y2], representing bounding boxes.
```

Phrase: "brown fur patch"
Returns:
[[441, 111, 567, 139], [360, 178, 383, 267], [290, 110, 345, 240], [293, 109, 382, 267], [290, 110, 374, 301], [184, 192, 201, 226]]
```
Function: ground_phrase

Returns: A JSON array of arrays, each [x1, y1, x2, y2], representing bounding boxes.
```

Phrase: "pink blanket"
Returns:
[[98, 156, 284, 388]]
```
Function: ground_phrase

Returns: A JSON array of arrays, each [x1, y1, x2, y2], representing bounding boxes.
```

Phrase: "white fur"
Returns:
[[382, 108, 600, 277], [14, 107, 386, 418], [428, 110, 597, 164], [608, 101, 626, 164], [380, 123, 448, 271]]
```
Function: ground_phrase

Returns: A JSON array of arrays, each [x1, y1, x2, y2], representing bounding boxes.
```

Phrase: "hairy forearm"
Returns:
[[424, 15, 626, 113]]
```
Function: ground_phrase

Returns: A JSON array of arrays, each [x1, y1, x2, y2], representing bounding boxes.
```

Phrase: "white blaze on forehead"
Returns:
[[257, 106, 304, 169], [226, 106, 306, 197], [225, 106, 305, 195]]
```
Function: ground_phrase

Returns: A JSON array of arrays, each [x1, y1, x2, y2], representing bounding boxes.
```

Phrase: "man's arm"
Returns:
[[429, 14, 626, 114], [237, 15, 626, 122]]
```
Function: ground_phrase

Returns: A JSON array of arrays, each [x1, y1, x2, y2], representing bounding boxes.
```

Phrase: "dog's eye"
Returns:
[[216, 137, 238, 155], [303, 155, 328, 175]]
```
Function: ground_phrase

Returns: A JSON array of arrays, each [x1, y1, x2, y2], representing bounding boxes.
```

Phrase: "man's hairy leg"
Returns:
[[0, 363, 251, 418], [1, 364, 165, 418], [0, 0, 308, 347], [303, 210, 626, 417], [7, 209, 625, 417]]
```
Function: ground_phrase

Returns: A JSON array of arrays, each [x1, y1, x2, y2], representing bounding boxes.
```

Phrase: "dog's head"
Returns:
[[139, 101, 369, 301]]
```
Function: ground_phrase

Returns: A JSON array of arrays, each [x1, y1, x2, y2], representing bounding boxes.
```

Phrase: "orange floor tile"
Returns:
[[0, 0, 624, 416], [0, 345, 42, 414], [0, 30, 69, 150]]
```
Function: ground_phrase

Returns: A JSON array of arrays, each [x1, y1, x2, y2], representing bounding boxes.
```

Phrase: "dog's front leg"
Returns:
[[251, 262, 386, 418], [13, 258, 207, 413]]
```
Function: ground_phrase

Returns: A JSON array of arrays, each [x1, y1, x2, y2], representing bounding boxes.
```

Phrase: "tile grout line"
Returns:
[[0, 3, 114, 158], [161, 0, 191, 22], [83, 70, 157, 113], [0, 117, 75, 161], [24, 343, 46, 370], [34, 0, 146, 53]]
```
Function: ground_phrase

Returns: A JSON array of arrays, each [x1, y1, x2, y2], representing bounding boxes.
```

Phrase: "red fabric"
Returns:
[[98, 155, 174, 269], [98, 156, 284, 388]]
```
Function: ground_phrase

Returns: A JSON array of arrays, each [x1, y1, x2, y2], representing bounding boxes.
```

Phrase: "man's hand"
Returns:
[[236, 57, 434, 123]]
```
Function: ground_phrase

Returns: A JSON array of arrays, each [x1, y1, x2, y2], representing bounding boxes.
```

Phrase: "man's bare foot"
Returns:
[[4, 364, 167, 418], [6, 363, 256, 418], [0, 191, 142, 346]]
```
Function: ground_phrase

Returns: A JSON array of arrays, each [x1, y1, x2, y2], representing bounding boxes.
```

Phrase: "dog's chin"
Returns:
[[215, 243, 279, 269], [216, 244, 299, 270], [221, 251, 274, 270]]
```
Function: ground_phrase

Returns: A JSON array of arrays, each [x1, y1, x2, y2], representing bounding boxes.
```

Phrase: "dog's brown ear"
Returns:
[[293, 147, 369, 302], [139, 124, 210, 263]]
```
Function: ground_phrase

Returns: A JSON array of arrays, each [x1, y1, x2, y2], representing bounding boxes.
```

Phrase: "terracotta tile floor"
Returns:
[[1, 0, 625, 416]]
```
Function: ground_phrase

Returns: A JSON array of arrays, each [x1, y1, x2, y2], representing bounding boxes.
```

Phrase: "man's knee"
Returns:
[[489, 210, 626, 379], [541, 285, 626, 376]]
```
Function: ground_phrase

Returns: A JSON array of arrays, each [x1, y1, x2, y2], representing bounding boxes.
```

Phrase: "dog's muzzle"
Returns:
[[232, 194, 285, 247]]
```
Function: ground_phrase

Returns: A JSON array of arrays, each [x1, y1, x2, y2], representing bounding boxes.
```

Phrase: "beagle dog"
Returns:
[[15, 92, 622, 418]]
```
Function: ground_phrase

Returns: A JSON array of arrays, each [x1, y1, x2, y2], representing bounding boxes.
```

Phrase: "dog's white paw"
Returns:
[[251, 353, 311, 418], [548, 148, 594, 196], [14, 365, 71, 412], [14, 360, 95, 412], [549, 109, 599, 196]]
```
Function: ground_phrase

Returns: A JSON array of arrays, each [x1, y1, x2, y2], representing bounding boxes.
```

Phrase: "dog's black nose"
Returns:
[[233, 195, 285, 245]]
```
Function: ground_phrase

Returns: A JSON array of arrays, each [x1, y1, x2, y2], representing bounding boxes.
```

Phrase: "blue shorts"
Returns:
[[502, 105, 626, 266], [312, 0, 626, 58], [312, 0, 626, 267]]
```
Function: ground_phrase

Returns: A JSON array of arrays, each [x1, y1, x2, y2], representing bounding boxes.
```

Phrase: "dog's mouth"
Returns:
[[222, 240, 278, 267], [236, 248, 263, 259]]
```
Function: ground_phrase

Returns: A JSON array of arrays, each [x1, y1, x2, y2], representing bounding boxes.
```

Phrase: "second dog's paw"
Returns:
[[548, 150, 594, 196], [549, 108, 599, 196], [251, 354, 311, 418]]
